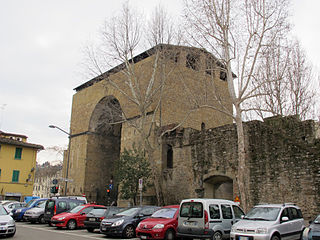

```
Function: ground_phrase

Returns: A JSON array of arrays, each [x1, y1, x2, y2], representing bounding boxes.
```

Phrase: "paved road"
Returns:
[[12, 222, 136, 240]]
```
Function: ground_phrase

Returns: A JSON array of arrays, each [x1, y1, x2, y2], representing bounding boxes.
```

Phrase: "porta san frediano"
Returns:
[[61, 44, 233, 205]]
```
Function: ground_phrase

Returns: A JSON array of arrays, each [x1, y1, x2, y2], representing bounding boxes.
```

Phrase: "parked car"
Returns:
[[100, 206, 160, 238], [44, 196, 87, 225], [230, 203, 305, 240], [2, 201, 26, 215], [177, 198, 244, 240], [136, 205, 179, 240], [301, 214, 320, 240], [23, 200, 47, 223], [84, 206, 123, 233], [0, 204, 16, 237], [12, 198, 48, 221], [50, 203, 106, 230]]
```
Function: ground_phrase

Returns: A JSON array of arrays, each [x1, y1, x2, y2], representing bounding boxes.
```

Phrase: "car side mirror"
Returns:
[[138, 214, 144, 218], [281, 216, 289, 222]]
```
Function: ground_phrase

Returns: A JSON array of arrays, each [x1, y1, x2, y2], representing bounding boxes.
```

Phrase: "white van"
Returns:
[[177, 198, 244, 240]]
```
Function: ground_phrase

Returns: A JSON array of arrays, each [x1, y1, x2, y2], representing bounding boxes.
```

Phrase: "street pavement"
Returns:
[[13, 222, 138, 240]]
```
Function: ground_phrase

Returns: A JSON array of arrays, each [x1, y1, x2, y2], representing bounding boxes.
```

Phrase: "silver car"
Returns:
[[23, 200, 47, 223], [0, 204, 16, 237], [230, 203, 305, 240]]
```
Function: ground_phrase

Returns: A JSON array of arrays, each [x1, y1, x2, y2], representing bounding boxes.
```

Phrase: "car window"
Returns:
[[46, 200, 55, 210], [36, 200, 46, 207], [107, 208, 122, 217], [116, 208, 139, 217], [221, 204, 233, 219], [70, 205, 86, 213], [57, 201, 67, 210], [140, 207, 157, 216], [69, 201, 80, 210], [180, 202, 203, 218], [209, 204, 221, 219], [151, 208, 178, 219], [245, 207, 280, 221], [280, 208, 290, 220], [81, 207, 93, 214], [26, 199, 35, 208], [0, 205, 8, 215], [289, 207, 300, 219], [232, 205, 245, 219]]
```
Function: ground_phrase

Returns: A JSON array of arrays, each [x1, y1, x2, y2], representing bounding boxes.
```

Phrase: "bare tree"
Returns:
[[183, 0, 290, 210], [250, 39, 316, 120], [83, 2, 183, 205]]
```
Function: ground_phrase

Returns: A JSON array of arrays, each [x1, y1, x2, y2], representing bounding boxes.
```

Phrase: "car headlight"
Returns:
[[8, 219, 15, 225], [58, 217, 66, 220], [111, 219, 124, 227], [16, 209, 21, 213], [256, 228, 268, 234], [231, 226, 237, 233], [153, 224, 164, 229]]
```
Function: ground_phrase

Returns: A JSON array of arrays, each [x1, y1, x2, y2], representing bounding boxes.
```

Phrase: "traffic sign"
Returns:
[[234, 195, 240, 203], [138, 178, 143, 191], [109, 184, 113, 190]]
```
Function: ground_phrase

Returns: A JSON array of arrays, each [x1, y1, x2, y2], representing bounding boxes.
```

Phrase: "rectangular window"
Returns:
[[209, 204, 221, 219], [221, 204, 233, 219], [12, 170, 20, 182], [15, 147, 22, 159], [180, 202, 203, 218], [0, 168, 1, 176]]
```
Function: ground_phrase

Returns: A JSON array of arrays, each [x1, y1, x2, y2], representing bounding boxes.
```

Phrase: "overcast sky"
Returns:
[[0, 0, 319, 164]]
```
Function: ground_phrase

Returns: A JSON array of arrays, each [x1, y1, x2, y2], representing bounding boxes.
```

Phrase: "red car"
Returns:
[[51, 204, 106, 230], [136, 205, 179, 240]]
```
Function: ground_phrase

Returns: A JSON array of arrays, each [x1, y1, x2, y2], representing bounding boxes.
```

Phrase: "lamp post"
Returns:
[[49, 125, 71, 196]]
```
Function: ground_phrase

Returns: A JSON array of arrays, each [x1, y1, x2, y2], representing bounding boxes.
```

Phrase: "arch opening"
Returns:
[[203, 175, 233, 200], [85, 96, 123, 205]]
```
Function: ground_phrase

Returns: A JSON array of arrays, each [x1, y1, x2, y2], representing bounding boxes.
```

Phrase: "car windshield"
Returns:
[[314, 215, 320, 224], [37, 201, 46, 208], [0, 205, 8, 215], [25, 199, 36, 208], [116, 208, 139, 217], [69, 205, 86, 213], [152, 208, 178, 219], [88, 209, 106, 216], [244, 207, 281, 221]]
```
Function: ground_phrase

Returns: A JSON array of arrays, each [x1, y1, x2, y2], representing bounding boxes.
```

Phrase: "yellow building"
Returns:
[[0, 131, 43, 201]]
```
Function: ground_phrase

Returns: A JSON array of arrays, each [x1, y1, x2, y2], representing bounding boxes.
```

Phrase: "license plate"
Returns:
[[0, 227, 5, 230], [102, 227, 106, 231], [46, 212, 51, 214], [141, 236, 147, 239], [239, 236, 249, 240], [184, 221, 197, 226], [51, 224, 56, 227], [89, 218, 95, 221]]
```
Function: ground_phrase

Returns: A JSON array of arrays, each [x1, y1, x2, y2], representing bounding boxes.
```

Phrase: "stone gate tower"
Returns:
[[62, 44, 232, 205]]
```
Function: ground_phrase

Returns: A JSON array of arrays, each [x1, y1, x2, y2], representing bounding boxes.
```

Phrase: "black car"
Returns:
[[302, 215, 320, 240], [100, 206, 160, 238], [44, 197, 86, 225], [84, 206, 123, 232]]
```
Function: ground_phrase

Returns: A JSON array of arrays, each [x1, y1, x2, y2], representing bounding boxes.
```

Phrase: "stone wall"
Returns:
[[162, 116, 320, 220]]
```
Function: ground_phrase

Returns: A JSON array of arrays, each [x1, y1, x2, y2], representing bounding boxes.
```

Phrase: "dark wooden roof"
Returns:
[[74, 44, 233, 92]]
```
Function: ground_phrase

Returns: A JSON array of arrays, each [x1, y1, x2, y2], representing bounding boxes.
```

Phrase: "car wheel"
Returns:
[[38, 215, 45, 224], [271, 234, 280, 240], [67, 219, 77, 230], [87, 228, 94, 233], [165, 229, 175, 240], [123, 225, 135, 238], [213, 231, 222, 240]]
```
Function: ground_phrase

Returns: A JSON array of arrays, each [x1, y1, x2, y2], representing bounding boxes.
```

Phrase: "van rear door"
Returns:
[[44, 199, 55, 222], [178, 201, 206, 236]]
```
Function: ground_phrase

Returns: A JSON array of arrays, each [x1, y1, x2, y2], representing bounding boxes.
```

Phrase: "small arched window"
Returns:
[[167, 144, 173, 169]]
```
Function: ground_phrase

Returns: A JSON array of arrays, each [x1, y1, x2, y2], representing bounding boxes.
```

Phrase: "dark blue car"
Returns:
[[12, 198, 48, 221]]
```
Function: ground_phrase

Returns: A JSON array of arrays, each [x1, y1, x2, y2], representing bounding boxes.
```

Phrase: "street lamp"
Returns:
[[49, 125, 71, 196]]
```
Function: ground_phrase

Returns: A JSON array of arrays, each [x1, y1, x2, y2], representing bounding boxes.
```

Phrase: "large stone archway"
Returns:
[[84, 96, 122, 204], [203, 175, 233, 200]]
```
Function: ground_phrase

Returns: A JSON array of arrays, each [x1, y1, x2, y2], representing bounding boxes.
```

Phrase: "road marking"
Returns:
[[17, 224, 105, 239]]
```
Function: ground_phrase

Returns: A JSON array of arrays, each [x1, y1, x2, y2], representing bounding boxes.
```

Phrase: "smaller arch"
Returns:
[[203, 175, 233, 200]]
